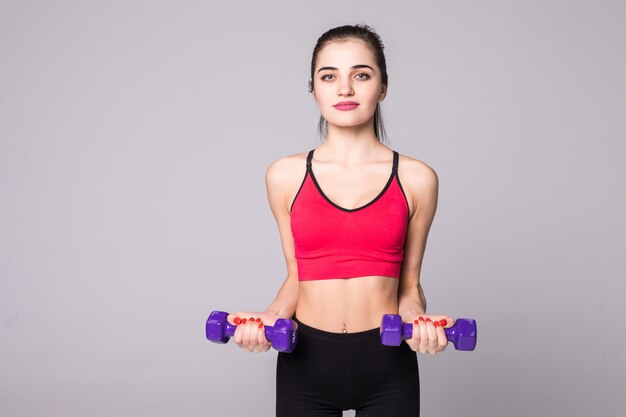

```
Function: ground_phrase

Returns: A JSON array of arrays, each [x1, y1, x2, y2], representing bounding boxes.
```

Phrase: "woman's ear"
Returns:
[[378, 85, 388, 102]]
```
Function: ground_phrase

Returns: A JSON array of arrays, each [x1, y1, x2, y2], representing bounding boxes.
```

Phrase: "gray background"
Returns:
[[1, 1, 624, 416]]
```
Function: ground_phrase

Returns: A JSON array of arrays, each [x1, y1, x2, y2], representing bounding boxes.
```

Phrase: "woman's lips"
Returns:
[[334, 103, 359, 111]]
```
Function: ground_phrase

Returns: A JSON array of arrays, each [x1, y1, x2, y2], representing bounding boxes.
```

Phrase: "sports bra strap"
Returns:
[[306, 149, 314, 169], [392, 150, 399, 173]]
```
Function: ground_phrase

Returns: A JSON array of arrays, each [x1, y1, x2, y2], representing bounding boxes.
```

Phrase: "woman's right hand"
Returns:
[[226, 311, 276, 353]]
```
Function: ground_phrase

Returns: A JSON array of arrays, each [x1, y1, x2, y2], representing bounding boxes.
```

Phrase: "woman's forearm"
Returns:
[[265, 275, 299, 319], [398, 283, 427, 316]]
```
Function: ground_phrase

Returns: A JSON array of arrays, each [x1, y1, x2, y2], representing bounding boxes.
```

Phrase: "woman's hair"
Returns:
[[308, 24, 389, 144]]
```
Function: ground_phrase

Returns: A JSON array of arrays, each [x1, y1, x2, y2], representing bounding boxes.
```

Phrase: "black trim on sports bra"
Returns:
[[290, 148, 411, 217], [289, 152, 312, 214], [392, 151, 411, 218], [307, 148, 398, 213]]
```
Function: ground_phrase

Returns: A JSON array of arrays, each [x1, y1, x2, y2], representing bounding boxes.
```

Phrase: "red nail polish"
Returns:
[[414, 319, 419, 325], [439, 319, 447, 327], [418, 316, 424, 321], [425, 318, 431, 323], [234, 317, 242, 325], [241, 318, 247, 324], [256, 318, 261, 322], [249, 317, 255, 321], [434, 322, 440, 328], [258, 323, 263, 328]]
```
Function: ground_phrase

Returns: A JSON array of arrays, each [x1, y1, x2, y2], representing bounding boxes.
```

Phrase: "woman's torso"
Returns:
[[296, 276, 399, 333], [289, 146, 411, 333]]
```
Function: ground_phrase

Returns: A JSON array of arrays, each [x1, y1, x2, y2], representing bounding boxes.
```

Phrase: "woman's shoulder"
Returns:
[[396, 151, 437, 177], [265, 150, 310, 189], [395, 151, 438, 192]]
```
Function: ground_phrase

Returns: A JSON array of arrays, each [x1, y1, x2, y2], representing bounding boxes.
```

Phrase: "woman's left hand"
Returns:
[[401, 314, 455, 355]]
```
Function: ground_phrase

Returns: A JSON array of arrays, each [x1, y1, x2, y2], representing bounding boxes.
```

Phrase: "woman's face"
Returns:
[[312, 39, 387, 131]]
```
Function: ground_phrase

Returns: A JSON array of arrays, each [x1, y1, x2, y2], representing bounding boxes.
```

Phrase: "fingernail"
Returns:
[[414, 319, 419, 325], [434, 321, 440, 328], [418, 316, 424, 321], [249, 317, 255, 321], [425, 318, 431, 322], [241, 318, 247, 324], [258, 323, 263, 328], [439, 319, 447, 327], [255, 318, 261, 322], [234, 317, 242, 325]]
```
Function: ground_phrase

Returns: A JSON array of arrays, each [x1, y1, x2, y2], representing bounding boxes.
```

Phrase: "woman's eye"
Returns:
[[356, 73, 370, 80], [321, 74, 334, 81]]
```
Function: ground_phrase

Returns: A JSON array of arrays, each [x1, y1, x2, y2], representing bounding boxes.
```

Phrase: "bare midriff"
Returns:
[[295, 275, 399, 333]]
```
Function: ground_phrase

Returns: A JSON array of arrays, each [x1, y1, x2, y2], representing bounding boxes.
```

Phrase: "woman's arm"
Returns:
[[225, 154, 302, 353], [397, 159, 439, 317], [265, 275, 299, 319], [262, 155, 303, 319]]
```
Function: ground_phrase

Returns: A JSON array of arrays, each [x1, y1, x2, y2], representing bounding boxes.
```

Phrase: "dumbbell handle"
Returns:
[[218, 320, 277, 342]]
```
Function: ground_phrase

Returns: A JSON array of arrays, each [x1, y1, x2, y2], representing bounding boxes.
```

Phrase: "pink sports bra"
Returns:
[[290, 148, 410, 281]]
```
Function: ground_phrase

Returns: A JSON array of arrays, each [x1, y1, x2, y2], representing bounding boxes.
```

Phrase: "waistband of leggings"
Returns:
[[293, 315, 381, 342]]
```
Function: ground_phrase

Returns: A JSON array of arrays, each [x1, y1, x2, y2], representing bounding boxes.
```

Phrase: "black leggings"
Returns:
[[276, 315, 420, 417]]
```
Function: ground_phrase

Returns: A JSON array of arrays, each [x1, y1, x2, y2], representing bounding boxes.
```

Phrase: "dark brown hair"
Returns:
[[308, 24, 389, 144]]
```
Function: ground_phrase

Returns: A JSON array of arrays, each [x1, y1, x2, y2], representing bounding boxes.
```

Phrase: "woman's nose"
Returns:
[[338, 80, 353, 95]]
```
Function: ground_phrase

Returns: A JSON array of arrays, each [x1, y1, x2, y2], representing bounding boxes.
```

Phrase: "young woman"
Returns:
[[227, 24, 454, 416]]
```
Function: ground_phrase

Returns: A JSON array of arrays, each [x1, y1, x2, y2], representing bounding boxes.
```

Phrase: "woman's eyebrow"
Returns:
[[317, 64, 374, 73]]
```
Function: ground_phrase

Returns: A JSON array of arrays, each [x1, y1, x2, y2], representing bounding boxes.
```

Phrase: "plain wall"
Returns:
[[1, 1, 625, 416]]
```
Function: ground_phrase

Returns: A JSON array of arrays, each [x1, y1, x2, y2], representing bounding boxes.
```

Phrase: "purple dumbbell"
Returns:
[[380, 314, 477, 351], [205, 311, 299, 353]]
